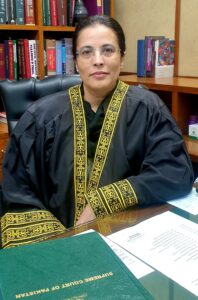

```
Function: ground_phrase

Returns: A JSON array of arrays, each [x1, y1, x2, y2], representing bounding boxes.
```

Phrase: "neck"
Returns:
[[83, 83, 117, 112]]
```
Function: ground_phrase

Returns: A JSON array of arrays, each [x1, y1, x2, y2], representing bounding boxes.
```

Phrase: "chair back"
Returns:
[[0, 75, 82, 134]]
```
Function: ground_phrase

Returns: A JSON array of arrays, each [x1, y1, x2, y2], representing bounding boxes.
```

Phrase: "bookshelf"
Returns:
[[0, 0, 115, 79], [119, 74, 198, 163]]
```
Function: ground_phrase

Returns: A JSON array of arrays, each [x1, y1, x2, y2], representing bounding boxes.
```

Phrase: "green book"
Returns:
[[0, 231, 153, 300]]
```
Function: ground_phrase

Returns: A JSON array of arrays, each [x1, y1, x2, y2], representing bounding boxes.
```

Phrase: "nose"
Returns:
[[92, 49, 104, 65]]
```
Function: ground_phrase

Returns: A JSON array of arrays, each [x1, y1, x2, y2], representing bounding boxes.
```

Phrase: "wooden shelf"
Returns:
[[119, 75, 198, 162], [0, 0, 115, 79]]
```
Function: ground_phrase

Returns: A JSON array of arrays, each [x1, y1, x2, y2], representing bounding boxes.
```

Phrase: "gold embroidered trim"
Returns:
[[87, 80, 129, 193], [85, 179, 138, 218], [69, 81, 129, 222], [69, 85, 88, 224], [1, 210, 66, 248]]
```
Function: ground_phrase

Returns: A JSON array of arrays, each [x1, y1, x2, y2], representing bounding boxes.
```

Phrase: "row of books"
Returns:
[[0, 39, 38, 80], [44, 38, 75, 77], [0, 0, 35, 25], [137, 36, 175, 78], [42, 0, 111, 27]]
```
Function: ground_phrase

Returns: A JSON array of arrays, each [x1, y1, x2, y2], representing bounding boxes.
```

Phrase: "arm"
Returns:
[[1, 112, 66, 248], [84, 94, 194, 219]]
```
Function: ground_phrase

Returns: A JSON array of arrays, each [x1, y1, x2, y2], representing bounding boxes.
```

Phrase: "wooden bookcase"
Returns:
[[119, 74, 198, 163], [0, 0, 115, 79]]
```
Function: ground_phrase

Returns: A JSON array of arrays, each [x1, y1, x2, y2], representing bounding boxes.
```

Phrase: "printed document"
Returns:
[[168, 187, 198, 215], [108, 211, 198, 296]]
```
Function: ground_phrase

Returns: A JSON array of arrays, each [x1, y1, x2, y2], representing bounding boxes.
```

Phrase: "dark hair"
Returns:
[[72, 15, 126, 60]]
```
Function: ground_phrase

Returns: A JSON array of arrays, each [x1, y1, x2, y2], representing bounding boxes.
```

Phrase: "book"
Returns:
[[10, 0, 16, 24], [50, 0, 58, 26], [0, 43, 6, 80], [29, 39, 37, 78], [154, 38, 174, 78], [13, 39, 18, 80], [23, 38, 31, 78], [84, 0, 103, 15], [0, 231, 154, 299], [43, 0, 51, 26], [57, 0, 67, 26], [64, 37, 75, 75], [46, 39, 56, 76], [137, 39, 145, 77], [103, 0, 110, 16], [0, 0, 6, 24], [24, 0, 35, 25], [7, 39, 14, 80], [67, 0, 75, 26], [15, 0, 25, 25], [56, 40, 62, 75]]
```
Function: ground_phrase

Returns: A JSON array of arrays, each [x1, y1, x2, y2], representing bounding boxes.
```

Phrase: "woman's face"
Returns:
[[75, 24, 124, 97]]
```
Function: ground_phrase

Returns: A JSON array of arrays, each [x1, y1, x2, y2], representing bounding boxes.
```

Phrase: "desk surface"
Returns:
[[53, 203, 198, 300]]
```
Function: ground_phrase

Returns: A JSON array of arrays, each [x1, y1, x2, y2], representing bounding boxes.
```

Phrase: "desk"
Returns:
[[53, 203, 198, 300]]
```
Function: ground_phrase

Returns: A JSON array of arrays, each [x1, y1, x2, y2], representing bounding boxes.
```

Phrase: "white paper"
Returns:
[[77, 229, 153, 279], [108, 211, 198, 296], [102, 236, 153, 279], [168, 187, 198, 215]]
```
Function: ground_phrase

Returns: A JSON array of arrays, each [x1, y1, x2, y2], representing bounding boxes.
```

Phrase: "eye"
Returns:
[[102, 46, 116, 56], [81, 48, 93, 57]]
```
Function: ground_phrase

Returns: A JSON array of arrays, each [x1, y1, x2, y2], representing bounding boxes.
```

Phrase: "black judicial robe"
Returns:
[[0, 81, 194, 248]]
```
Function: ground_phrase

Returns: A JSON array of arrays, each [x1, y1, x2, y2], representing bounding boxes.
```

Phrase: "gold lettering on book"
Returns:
[[15, 272, 114, 298]]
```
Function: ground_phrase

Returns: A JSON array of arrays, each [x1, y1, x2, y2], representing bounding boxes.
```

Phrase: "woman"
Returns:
[[0, 15, 193, 248]]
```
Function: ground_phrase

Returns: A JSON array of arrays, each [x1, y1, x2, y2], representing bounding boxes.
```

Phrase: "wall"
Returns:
[[178, 0, 198, 77], [115, 0, 198, 77]]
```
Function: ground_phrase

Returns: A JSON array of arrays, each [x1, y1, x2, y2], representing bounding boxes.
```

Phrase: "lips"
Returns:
[[90, 71, 109, 78]]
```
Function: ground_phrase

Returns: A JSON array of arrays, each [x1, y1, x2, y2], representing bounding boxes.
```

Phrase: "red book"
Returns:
[[50, 0, 58, 26], [19, 39, 27, 79], [57, 0, 67, 26], [46, 39, 56, 76], [24, 0, 35, 25], [0, 44, 6, 80], [23, 39, 31, 78], [8, 39, 14, 80]]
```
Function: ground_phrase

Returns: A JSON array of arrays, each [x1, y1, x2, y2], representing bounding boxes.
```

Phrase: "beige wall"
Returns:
[[115, 0, 198, 77], [179, 0, 198, 77]]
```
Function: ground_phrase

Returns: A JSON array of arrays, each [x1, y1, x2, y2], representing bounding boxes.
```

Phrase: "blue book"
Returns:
[[137, 39, 145, 77], [15, 0, 24, 25], [61, 39, 66, 75], [56, 40, 62, 75]]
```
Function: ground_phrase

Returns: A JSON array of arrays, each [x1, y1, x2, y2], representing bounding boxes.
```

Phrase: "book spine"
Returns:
[[61, 38, 66, 74], [17, 39, 23, 79], [50, 0, 58, 26], [56, 40, 62, 75], [0, 43, 6, 80], [0, 0, 6, 24], [15, 0, 25, 25], [97, 0, 103, 15], [10, 0, 16, 24], [20, 39, 27, 78], [103, 0, 110, 16], [13, 40, 18, 80], [67, 0, 75, 26], [8, 39, 14, 80], [24, 0, 35, 25], [65, 37, 75, 75], [44, 0, 51, 25], [83, 0, 97, 15], [137, 39, 145, 77], [29, 40, 37, 78], [42, 0, 46, 25], [46, 39, 56, 76], [5, 0, 11, 24], [57, 0, 67, 26], [23, 39, 31, 78]]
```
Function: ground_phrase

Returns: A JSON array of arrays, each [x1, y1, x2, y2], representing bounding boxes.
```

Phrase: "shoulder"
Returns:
[[126, 84, 164, 109]]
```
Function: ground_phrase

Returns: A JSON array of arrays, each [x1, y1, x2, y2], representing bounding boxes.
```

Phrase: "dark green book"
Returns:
[[0, 231, 153, 300]]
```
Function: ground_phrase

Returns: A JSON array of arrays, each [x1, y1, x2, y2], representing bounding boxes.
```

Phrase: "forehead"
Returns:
[[77, 24, 118, 47]]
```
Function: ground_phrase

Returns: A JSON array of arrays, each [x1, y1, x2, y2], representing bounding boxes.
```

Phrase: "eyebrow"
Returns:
[[80, 43, 115, 49]]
